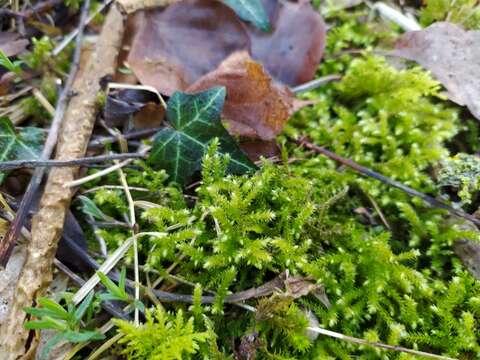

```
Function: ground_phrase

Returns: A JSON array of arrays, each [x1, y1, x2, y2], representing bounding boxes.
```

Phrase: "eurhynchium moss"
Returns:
[[71, 9, 480, 360]]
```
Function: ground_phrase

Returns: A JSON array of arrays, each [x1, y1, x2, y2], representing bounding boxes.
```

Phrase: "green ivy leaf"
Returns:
[[148, 87, 255, 185], [0, 117, 44, 184], [223, 0, 270, 31]]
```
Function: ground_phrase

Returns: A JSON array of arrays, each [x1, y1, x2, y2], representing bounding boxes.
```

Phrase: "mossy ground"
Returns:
[[23, 2, 480, 359]]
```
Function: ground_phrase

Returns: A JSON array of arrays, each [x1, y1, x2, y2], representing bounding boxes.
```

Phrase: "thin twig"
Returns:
[[88, 128, 160, 149], [0, 0, 63, 18], [294, 137, 480, 227], [116, 162, 140, 326], [306, 327, 456, 360], [32, 88, 55, 116], [65, 146, 150, 188], [0, 0, 91, 268], [0, 153, 144, 171], [291, 75, 342, 94], [52, 0, 113, 56]]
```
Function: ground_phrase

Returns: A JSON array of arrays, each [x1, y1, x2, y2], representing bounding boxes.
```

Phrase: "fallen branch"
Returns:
[[0, 153, 145, 171], [0, 0, 91, 268], [0, 4, 125, 358], [294, 137, 480, 227]]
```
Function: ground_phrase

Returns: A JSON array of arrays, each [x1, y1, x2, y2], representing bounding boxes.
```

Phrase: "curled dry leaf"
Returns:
[[105, 88, 165, 129], [127, 0, 251, 95], [188, 52, 305, 140], [391, 22, 480, 120], [248, 0, 326, 86]]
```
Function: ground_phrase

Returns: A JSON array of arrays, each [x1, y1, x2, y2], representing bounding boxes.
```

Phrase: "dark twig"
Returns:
[[0, 0, 63, 18], [294, 137, 480, 227], [0, 153, 145, 171], [0, 0, 91, 268], [88, 128, 161, 149]]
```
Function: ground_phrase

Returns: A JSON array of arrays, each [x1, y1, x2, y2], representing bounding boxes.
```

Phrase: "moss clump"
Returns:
[[420, 0, 480, 29]]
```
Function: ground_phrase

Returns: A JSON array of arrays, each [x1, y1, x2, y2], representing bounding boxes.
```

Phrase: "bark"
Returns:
[[0, 6, 125, 359]]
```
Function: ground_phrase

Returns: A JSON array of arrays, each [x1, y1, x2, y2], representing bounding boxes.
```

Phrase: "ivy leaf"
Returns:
[[0, 117, 44, 184], [148, 87, 255, 185], [223, 0, 270, 31]]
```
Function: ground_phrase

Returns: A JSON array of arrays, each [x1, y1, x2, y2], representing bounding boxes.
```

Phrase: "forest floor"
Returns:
[[1, 0, 480, 359]]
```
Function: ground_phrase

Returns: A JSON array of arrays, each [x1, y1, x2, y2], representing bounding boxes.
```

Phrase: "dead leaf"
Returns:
[[284, 275, 330, 307], [391, 22, 480, 120], [105, 88, 165, 129], [248, 0, 326, 86], [127, 0, 251, 95], [188, 52, 295, 140], [240, 139, 281, 162], [0, 32, 28, 57]]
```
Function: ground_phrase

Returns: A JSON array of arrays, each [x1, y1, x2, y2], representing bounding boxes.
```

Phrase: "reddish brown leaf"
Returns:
[[0, 32, 28, 57], [240, 139, 281, 162], [391, 22, 480, 120], [127, 0, 251, 95], [248, 0, 326, 86], [188, 52, 296, 140]]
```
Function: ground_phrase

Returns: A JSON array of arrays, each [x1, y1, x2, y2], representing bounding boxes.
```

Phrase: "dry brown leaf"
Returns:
[[188, 51, 296, 140], [391, 22, 480, 120], [240, 139, 281, 162], [248, 0, 326, 86], [0, 32, 28, 57], [127, 0, 251, 95]]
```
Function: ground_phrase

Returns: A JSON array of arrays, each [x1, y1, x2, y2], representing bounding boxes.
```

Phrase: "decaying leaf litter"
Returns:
[[1, 0, 480, 359]]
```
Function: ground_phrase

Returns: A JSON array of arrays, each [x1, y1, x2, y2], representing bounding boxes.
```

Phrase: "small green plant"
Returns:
[[97, 268, 145, 312], [23, 292, 104, 360], [0, 49, 23, 75], [114, 306, 211, 359]]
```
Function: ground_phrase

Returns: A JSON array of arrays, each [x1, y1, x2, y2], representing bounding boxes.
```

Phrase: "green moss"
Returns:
[[78, 8, 480, 359], [420, 0, 480, 29]]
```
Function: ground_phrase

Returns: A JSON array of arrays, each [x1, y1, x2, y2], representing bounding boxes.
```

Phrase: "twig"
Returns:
[[32, 88, 55, 116], [81, 185, 149, 194], [52, 0, 113, 56], [0, 0, 63, 18], [88, 128, 160, 149], [0, 153, 144, 171], [65, 146, 150, 188], [291, 75, 342, 94], [116, 163, 140, 326], [306, 327, 456, 360], [294, 137, 480, 227], [0, 0, 91, 268]]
